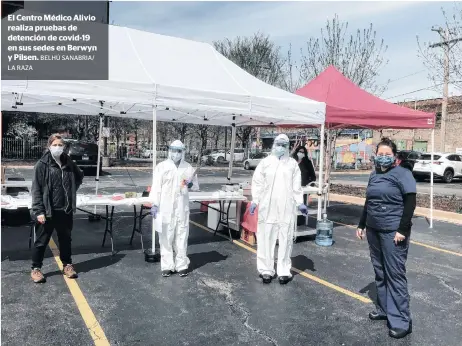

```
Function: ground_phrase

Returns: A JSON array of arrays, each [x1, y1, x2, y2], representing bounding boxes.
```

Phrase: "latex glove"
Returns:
[[37, 214, 46, 224], [151, 205, 158, 219], [186, 180, 193, 189], [249, 202, 257, 215], [298, 204, 308, 215]]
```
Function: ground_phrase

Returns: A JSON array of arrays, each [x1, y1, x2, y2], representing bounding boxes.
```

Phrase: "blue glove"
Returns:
[[249, 202, 257, 215], [186, 180, 193, 189], [298, 204, 308, 215], [151, 205, 158, 219]]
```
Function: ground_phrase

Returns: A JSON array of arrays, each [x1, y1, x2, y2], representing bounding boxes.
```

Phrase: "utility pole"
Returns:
[[429, 27, 462, 152]]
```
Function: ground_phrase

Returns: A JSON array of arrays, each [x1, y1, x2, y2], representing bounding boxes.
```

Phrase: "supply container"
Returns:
[[315, 214, 334, 246]]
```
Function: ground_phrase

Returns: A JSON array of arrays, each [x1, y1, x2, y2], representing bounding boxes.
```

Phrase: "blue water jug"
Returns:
[[315, 214, 334, 246]]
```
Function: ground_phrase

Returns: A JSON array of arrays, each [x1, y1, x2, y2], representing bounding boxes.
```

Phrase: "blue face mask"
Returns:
[[375, 155, 395, 168], [272, 145, 287, 157]]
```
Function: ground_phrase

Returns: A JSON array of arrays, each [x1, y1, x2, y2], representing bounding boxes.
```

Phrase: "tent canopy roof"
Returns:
[[295, 66, 435, 129], [2, 19, 325, 127]]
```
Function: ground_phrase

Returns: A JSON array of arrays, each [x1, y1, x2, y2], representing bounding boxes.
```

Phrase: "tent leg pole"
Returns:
[[317, 124, 325, 220], [94, 114, 103, 215], [323, 129, 330, 214], [228, 121, 236, 181], [145, 106, 158, 262], [430, 129, 434, 229]]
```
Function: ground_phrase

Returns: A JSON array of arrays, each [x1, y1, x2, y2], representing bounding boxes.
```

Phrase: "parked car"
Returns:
[[397, 150, 421, 170], [142, 149, 152, 158], [201, 148, 246, 164], [64, 139, 101, 173], [243, 152, 270, 170], [413, 153, 462, 183]]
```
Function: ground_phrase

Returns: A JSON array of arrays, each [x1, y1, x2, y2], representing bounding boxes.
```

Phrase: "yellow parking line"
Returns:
[[310, 217, 462, 257], [190, 221, 372, 304], [48, 238, 110, 346]]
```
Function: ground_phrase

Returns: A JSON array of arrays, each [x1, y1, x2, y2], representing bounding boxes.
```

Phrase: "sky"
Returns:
[[110, 0, 462, 103]]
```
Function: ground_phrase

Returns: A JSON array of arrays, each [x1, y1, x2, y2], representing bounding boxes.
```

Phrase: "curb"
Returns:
[[327, 193, 462, 225]]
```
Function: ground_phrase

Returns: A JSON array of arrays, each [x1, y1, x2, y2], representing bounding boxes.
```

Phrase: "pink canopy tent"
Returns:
[[295, 65, 436, 129], [296, 66, 437, 227]]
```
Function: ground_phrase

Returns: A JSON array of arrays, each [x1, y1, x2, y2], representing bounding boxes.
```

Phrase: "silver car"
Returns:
[[243, 152, 270, 170]]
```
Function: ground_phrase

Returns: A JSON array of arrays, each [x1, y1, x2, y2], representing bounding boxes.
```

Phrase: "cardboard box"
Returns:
[[240, 228, 256, 246]]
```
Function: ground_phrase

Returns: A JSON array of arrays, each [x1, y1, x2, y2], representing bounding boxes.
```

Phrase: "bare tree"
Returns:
[[299, 14, 389, 95], [298, 14, 388, 172], [417, 4, 462, 91], [214, 33, 293, 148]]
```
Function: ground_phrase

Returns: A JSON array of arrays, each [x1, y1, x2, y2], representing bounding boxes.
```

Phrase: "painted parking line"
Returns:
[[48, 238, 110, 346], [190, 220, 372, 304], [309, 217, 462, 257]]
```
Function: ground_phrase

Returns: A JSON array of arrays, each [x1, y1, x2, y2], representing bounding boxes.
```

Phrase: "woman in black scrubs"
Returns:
[[356, 138, 416, 339], [292, 145, 316, 225]]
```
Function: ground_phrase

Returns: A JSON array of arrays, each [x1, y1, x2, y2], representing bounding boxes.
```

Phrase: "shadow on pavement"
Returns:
[[189, 250, 228, 271], [359, 281, 378, 305], [291, 254, 316, 276], [45, 253, 126, 278]]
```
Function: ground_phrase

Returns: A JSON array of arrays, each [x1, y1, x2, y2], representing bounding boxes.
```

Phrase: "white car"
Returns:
[[243, 152, 270, 170], [202, 149, 246, 163], [413, 153, 462, 183]]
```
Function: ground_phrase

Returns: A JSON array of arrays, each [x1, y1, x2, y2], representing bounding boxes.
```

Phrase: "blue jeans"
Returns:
[[366, 228, 411, 330]]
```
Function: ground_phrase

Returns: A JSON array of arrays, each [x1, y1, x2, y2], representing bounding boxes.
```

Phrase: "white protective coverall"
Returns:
[[150, 140, 199, 272], [251, 134, 303, 277]]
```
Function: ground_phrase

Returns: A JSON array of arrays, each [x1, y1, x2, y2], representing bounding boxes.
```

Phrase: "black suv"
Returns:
[[64, 140, 101, 173], [397, 150, 421, 170]]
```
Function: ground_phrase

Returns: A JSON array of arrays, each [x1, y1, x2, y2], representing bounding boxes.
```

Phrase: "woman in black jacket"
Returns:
[[292, 145, 316, 225], [356, 138, 416, 339], [30, 134, 84, 283]]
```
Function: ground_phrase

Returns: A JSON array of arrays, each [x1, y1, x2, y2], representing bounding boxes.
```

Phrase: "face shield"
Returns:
[[272, 135, 289, 157], [169, 140, 185, 163]]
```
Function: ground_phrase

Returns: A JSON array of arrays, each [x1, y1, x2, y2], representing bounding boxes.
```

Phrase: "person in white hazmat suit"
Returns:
[[250, 134, 308, 284], [150, 140, 199, 277]]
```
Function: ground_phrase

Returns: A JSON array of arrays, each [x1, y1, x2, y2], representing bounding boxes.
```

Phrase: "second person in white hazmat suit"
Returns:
[[150, 140, 199, 277], [250, 134, 308, 284]]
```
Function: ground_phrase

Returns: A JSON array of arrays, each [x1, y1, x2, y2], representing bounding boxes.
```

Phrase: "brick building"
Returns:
[[373, 96, 462, 153]]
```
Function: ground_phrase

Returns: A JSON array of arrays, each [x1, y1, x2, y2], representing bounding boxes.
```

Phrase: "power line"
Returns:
[[383, 80, 462, 101], [387, 70, 426, 84]]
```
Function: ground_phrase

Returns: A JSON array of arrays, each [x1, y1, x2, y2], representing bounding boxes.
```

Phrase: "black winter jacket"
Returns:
[[31, 151, 84, 218]]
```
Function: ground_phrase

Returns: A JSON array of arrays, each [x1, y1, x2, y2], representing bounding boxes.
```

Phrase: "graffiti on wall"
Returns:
[[335, 139, 374, 165]]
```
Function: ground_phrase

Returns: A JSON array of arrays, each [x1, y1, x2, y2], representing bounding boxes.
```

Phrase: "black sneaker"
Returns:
[[162, 270, 172, 277], [259, 274, 273, 284], [278, 276, 292, 285], [178, 269, 188, 277]]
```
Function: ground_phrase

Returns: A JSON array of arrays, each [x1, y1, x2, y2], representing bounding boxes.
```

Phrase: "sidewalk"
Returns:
[[327, 193, 462, 225]]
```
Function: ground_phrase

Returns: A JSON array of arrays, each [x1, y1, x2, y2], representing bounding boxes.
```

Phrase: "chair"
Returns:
[[129, 186, 151, 250]]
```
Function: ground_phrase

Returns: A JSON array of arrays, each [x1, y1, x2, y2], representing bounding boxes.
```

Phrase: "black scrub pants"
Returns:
[[296, 193, 308, 226], [31, 210, 73, 269], [366, 228, 411, 330]]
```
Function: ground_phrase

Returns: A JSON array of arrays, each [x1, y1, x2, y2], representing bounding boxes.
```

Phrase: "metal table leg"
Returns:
[[101, 205, 116, 255]]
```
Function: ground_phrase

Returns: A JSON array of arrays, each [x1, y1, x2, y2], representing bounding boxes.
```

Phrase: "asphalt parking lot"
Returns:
[[2, 166, 461, 345]]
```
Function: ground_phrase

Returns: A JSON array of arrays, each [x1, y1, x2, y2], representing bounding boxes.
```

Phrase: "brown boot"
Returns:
[[63, 264, 78, 279], [31, 268, 46, 283]]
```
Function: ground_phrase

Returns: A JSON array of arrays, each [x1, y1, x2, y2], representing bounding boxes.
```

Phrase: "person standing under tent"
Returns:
[[250, 134, 308, 285], [150, 140, 199, 277], [356, 138, 416, 339], [291, 145, 316, 226], [30, 134, 84, 283]]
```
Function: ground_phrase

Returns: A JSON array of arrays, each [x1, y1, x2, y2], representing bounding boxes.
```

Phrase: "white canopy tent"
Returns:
[[2, 24, 327, 252]]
